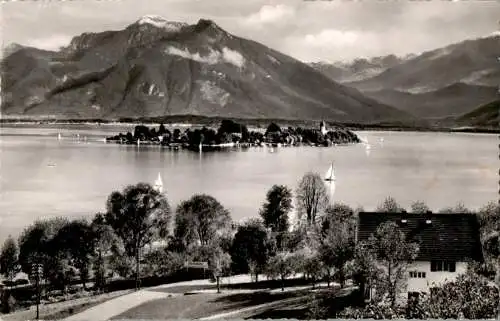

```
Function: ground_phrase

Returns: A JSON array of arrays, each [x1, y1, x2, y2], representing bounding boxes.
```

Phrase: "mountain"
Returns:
[[310, 35, 499, 119], [1, 16, 411, 123], [456, 100, 499, 128], [309, 54, 409, 83], [365, 83, 499, 118], [345, 35, 500, 92]]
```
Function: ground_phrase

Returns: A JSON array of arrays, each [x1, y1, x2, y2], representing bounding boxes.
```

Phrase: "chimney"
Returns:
[[400, 210, 408, 225], [425, 211, 433, 224]]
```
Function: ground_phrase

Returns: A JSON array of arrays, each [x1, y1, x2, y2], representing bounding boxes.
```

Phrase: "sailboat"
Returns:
[[57, 133, 62, 140], [325, 162, 336, 181], [153, 172, 163, 193]]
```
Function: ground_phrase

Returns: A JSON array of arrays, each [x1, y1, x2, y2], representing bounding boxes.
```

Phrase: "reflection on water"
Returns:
[[0, 127, 497, 240]]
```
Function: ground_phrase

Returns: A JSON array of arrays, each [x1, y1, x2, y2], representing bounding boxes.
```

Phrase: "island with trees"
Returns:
[[105, 120, 361, 151], [0, 172, 498, 319]]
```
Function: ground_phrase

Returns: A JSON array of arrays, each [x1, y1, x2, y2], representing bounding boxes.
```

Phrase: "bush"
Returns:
[[1, 291, 17, 313], [338, 271, 499, 319], [338, 303, 406, 319]]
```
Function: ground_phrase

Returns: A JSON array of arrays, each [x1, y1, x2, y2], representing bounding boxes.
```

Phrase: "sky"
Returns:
[[1, 0, 499, 62]]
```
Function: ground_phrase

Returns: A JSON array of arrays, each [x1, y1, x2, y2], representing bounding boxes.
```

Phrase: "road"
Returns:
[[63, 275, 253, 321]]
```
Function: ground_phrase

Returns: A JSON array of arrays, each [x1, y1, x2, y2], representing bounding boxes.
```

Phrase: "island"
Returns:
[[105, 120, 361, 151]]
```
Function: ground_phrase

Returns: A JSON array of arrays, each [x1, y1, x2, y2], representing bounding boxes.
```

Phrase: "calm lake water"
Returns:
[[0, 125, 497, 241]]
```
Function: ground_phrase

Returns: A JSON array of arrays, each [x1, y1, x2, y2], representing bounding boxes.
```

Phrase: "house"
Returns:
[[356, 211, 483, 302]]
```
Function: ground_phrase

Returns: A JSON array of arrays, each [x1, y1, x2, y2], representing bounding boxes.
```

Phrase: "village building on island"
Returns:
[[357, 211, 483, 303]]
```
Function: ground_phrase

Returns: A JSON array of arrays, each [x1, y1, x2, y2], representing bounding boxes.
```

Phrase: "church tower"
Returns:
[[320, 121, 327, 135], [153, 172, 163, 193]]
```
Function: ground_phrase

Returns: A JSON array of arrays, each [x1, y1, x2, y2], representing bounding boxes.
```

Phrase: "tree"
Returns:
[[349, 241, 382, 302], [319, 214, 356, 287], [322, 203, 356, 234], [296, 172, 329, 225], [259, 185, 293, 249], [51, 220, 94, 289], [174, 194, 232, 247], [158, 123, 166, 135], [142, 249, 185, 277], [293, 245, 323, 288], [482, 231, 500, 319], [376, 196, 405, 213], [191, 239, 231, 293], [265, 123, 281, 135], [367, 221, 420, 307], [0, 236, 19, 282], [90, 213, 120, 291], [410, 200, 430, 214], [266, 251, 295, 291], [105, 183, 172, 290], [209, 247, 231, 293], [438, 202, 471, 214], [230, 219, 273, 280], [18, 217, 68, 279], [478, 201, 500, 234]]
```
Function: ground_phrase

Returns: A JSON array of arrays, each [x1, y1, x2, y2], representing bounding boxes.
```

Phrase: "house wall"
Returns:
[[368, 260, 469, 304], [406, 260, 468, 293]]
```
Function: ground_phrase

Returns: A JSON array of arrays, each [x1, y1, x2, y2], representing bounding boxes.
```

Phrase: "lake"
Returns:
[[0, 125, 497, 241]]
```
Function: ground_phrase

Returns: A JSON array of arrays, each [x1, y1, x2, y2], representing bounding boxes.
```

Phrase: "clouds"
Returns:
[[243, 4, 295, 27], [2, 0, 498, 62], [305, 29, 360, 48], [26, 35, 73, 51]]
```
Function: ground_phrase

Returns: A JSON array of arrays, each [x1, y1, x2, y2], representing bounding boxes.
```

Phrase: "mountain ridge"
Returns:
[[309, 34, 500, 120], [456, 99, 499, 128], [1, 17, 412, 123]]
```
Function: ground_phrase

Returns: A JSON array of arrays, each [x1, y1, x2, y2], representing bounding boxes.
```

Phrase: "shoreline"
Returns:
[[1, 121, 498, 135]]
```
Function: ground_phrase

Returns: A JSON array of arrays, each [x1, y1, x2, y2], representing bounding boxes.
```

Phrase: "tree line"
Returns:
[[0, 172, 499, 318], [105, 120, 360, 147]]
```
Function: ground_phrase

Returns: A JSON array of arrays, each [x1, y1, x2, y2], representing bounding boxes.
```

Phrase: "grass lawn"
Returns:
[[247, 287, 361, 319], [1, 290, 133, 321], [111, 290, 308, 319]]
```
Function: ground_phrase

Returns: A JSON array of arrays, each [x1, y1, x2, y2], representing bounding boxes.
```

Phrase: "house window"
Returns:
[[409, 271, 426, 278], [430, 260, 456, 272]]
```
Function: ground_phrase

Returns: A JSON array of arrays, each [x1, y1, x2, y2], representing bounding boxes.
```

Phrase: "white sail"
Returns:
[[325, 163, 336, 181], [154, 172, 163, 193], [57, 133, 62, 140]]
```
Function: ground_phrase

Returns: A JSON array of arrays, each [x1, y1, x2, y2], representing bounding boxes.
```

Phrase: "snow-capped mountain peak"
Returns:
[[136, 15, 187, 32]]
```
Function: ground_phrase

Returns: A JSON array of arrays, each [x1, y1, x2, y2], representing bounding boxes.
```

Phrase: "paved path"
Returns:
[[63, 275, 253, 321]]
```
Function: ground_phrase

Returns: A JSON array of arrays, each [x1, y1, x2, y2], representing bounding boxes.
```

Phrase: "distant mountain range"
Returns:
[[309, 35, 499, 123], [0, 16, 411, 124], [309, 54, 413, 84]]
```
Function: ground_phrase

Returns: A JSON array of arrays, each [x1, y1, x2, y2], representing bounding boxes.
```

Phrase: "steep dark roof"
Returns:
[[357, 212, 483, 262]]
